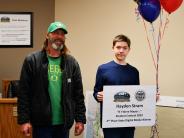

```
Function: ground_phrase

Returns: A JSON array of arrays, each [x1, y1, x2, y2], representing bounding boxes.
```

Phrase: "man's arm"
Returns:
[[17, 56, 32, 124], [93, 66, 104, 102]]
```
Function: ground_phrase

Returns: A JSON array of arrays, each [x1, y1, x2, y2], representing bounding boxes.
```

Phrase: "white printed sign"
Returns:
[[0, 13, 32, 46], [102, 85, 156, 128]]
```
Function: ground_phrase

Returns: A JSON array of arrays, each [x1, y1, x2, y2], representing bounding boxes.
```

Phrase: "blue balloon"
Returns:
[[138, 0, 161, 23]]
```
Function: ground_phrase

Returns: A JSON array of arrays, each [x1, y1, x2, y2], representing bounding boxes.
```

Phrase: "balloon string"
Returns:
[[156, 54, 159, 93], [160, 8, 163, 29], [150, 114, 159, 138], [158, 8, 164, 52], [156, 13, 169, 94], [151, 23, 158, 57], [135, 8, 140, 21], [161, 13, 169, 40], [142, 17, 157, 70], [155, 13, 163, 94], [151, 24, 159, 94]]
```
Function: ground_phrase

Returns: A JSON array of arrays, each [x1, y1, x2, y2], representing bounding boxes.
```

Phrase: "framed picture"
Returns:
[[0, 12, 33, 48]]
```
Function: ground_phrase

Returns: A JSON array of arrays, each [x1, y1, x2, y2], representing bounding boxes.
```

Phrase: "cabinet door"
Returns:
[[0, 101, 32, 138]]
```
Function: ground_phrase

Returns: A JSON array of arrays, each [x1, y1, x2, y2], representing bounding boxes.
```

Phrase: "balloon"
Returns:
[[160, 0, 183, 14], [138, 0, 161, 23]]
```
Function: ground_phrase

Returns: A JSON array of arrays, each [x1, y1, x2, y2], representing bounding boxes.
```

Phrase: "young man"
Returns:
[[18, 21, 86, 138], [93, 34, 140, 138]]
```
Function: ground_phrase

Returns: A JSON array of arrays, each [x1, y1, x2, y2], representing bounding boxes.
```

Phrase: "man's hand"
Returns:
[[74, 122, 84, 136], [20, 123, 32, 137], [97, 91, 103, 102]]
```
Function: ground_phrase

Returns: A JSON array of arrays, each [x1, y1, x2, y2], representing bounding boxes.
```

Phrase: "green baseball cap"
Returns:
[[47, 21, 68, 34]]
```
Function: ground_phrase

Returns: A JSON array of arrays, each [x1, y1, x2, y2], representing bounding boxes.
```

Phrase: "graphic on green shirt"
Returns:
[[47, 56, 64, 125]]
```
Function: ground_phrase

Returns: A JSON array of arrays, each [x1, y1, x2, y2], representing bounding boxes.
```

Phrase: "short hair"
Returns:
[[113, 34, 131, 48]]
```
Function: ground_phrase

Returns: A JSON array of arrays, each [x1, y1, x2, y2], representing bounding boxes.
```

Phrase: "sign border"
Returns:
[[0, 11, 33, 48]]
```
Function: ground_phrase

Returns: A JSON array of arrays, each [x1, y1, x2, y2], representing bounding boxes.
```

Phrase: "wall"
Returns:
[[0, 0, 55, 93], [55, 0, 184, 138]]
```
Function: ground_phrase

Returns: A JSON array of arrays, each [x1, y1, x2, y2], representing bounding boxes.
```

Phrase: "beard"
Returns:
[[51, 43, 64, 51], [48, 38, 64, 51]]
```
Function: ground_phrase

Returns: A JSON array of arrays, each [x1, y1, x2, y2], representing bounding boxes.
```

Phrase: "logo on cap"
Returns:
[[47, 21, 68, 34]]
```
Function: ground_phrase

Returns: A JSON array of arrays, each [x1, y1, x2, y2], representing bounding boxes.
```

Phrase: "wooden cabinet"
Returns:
[[0, 98, 32, 138]]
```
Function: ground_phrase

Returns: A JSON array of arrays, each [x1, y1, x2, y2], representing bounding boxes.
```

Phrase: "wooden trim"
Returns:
[[0, 98, 17, 104]]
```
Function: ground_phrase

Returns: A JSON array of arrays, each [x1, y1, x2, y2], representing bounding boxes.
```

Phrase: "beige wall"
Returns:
[[0, 0, 184, 137], [55, 0, 184, 138], [0, 0, 55, 91]]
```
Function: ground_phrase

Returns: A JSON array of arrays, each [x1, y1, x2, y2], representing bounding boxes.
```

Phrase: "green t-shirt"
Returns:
[[47, 55, 64, 125]]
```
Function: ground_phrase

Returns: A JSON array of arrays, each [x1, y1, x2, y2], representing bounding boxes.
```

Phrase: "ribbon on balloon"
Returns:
[[134, 0, 183, 95], [134, 0, 183, 138]]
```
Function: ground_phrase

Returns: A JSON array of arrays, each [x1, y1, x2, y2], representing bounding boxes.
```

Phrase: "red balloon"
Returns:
[[160, 0, 183, 13]]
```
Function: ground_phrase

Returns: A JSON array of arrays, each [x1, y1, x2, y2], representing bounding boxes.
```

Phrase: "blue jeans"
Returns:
[[103, 127, 135, 138], [33, 125, 69, 138]]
